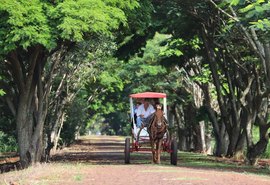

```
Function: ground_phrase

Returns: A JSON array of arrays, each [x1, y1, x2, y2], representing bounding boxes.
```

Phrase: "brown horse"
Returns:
[[147, 105, 168, 164]]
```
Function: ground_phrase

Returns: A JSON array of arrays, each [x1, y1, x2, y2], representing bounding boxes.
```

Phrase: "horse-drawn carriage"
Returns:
[[124, 92, 177, 165]]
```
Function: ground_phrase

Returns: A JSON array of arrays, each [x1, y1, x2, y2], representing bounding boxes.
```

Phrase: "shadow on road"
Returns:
[[51, 135, 159, 165], [51, 135, 270, 177]]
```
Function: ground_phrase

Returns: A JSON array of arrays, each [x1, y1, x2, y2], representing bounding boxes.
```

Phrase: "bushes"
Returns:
[[60, 99, 88, 146], [0, 104, 17, 153], [0, 131, 17, 152]]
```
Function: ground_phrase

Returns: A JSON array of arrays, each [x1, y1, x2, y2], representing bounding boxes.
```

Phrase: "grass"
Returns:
[[0, 163, 92, 185], [179, 152, 270, 176], [73, 174, 83, 181], [130, 150, 270, 176]]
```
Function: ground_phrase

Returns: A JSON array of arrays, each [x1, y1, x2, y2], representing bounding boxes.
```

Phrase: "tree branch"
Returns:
[[5, 96, 16, 117], [208, 0, 237, 21], [44, 45, 66, 100], [228, 7, 265, 63], [240, 76, 254, 106], [7, 51, 25, 93], [263, 42, 270, 86], [25, 46, 42, 96], [209, 0, 265, 63]]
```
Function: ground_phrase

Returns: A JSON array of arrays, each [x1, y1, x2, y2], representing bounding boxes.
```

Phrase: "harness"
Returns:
[[148, 110, 168, 140]]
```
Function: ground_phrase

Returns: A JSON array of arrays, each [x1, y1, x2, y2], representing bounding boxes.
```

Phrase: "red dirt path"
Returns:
[[1, 135, 270, 185]]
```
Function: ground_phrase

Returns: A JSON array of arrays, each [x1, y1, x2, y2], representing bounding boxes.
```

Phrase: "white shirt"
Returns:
[[136, 104, 155, 118]]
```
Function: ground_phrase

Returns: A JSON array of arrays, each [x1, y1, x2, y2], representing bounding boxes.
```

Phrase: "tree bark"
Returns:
[[199, 121, 206, 153], [172, 104, 186, 151], [5, 45, 64, 167], [246, 116, 270, 165], [201, 27, 231, 156], [52, 112, 66, 152]]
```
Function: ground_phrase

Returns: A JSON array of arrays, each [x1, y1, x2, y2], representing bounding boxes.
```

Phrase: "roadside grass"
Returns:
[[130, 151, 270, 176], [73, 173, 83, 181], [0, 163, 93, 185], [178, 152, 270, 174]]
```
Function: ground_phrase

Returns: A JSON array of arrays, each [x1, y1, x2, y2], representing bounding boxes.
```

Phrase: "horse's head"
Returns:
[[154, 106, 165, 129]]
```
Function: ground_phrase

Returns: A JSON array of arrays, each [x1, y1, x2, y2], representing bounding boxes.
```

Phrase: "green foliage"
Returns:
[[0, 131, 18, 152], [0, 89, 5, 96], [192, 64, 212, 84], [81, 49, 130, 135], [99, 70, 124, 92], [86, 114, 104, 134], [0, 0, 137, 150], [143, 32, 171, 60], [0, 102, 16, 152], [224, 0, 270, 39], [0, 77, 5, 96], [100, 112, 129, 135], [230, 0, 240, 6], [85, 58, 126, 115], [239, 0, 268, 14], [0, 0, 55, 52], [60, 98, 89, 146], [250, 19, 270, 31], [52, 0, 128, 40], [123, 32, 170, 93], [0, 0, 135, 53], [160, 38, 184, 57], [115, 0, 154, 60], [241, 0, 270, 31]]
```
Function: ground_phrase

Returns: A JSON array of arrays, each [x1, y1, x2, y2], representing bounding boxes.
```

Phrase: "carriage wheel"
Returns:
[[170, 138, 177, 165], [124, 138, 130, 164]]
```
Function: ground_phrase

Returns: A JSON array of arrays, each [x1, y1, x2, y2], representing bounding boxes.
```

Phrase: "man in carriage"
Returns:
[[136, 98, 156, 128]]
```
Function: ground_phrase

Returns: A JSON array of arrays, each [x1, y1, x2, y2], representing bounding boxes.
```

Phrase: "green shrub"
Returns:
[[0, 131, 18, 152], [60, 99, 88, 146]]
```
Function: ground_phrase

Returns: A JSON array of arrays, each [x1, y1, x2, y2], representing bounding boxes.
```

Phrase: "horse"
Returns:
[[147, 104, 168, 164]]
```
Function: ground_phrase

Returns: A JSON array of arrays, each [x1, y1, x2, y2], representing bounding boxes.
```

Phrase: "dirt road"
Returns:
[[1, 135, 270, 185]]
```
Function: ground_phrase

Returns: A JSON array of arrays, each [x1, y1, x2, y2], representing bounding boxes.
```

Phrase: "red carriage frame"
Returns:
[[124, 92, 177, 165]]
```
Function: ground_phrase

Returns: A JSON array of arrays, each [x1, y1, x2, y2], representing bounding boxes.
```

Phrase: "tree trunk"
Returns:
[[172, 104, 185, 150], [183, 103, 198, 151], [8, 47, 43, 167], [203, 85, 227, 156], [234, 131, 246, 160], [193, 124, 202, 152], [16, 75, 46, 167], [201, 28, 231, 152], [247, 134, 269, 165], [52, 112, 66, 152], [6, 46, 64, 167], [16, 88, 47, 167], [246, 119, 270, 165], [16, 95, 32, 167], [199, 121, 206, 153]]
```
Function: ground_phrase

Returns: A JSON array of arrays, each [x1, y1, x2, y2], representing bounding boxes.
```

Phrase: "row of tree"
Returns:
[[0, 0, 138, 167], [0, 0, 269, 167]]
